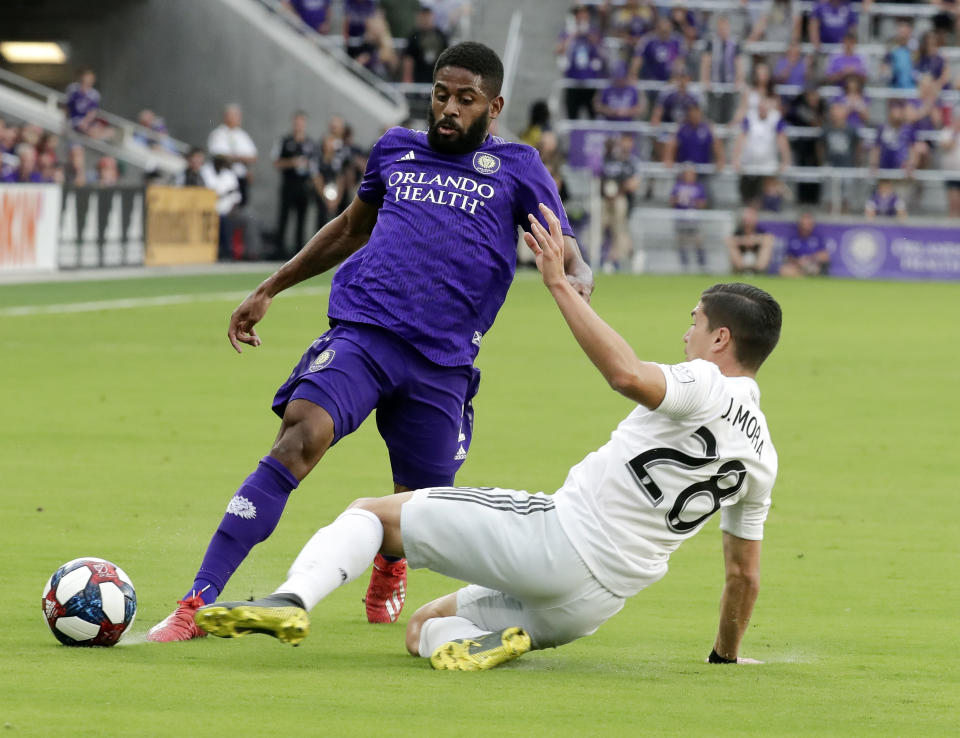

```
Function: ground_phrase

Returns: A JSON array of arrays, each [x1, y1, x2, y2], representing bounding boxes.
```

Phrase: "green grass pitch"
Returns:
[[1, 270, 957, 736]]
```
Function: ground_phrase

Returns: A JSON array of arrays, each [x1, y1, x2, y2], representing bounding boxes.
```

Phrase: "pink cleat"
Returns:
[[146, 592, 209, 642], [364, 554, 407, 623]]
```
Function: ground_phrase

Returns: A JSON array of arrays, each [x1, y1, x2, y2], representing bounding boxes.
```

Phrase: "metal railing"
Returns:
[[0, 66, 190, 155], [255, 0, 408, 111]]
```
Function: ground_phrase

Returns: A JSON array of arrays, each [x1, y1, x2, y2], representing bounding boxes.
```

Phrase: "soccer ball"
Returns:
[[42, 557, 137, 646]]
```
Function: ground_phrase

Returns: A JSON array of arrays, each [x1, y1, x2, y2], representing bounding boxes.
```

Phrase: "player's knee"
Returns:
[[271, 416, 333, 477]]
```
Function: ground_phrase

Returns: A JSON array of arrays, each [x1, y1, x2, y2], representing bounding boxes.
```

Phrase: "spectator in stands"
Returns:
[[941, 108, 960, 216], [133, 109, 177, 153], [273, 110, 317, 259], [747, 0, 797, 44], [344, 0, 380, 57], [732, 97, 792, 205], [726, 205, 774, 274], [834, 75, 871, 128], [631, 15, 684, 105], [95, 156, 120, 186], [733, 61, 777, 124], [403, 5, 449, 83], [207, 103, 258, 206], [0, 119, 16, 156], [423, 0, 472, 42], [808, 0, 858, 48], [871, 100, 919, 174], [824, 31, 868, 86], [785, 83, 826, 204], [915, 30, 951, 89], [883, 18, 917, 90], [64, 145, 88, 185], [608, 0, 655, 45], [65, 68, 111, 140], [780, 210, 830, 277], [557, 4, 606, 119], [595, 61, 645, 122], [932, 0, 959, 45], [382, 0, 420, 39], [664, 102, 725, 171], [773, 42, 809, 94], [282, 0, 331, 34], [865, 179, 907, 220], [312, 134, 345, 231], [1, 143, 48, 183], [905, 74, 942, 169], [700, 15, 744, 124], [356, 9, 399, 80], [519, 100, 551, 148], [201, 154, 243, 259], [599, 133, 640, 272], [178, 147, 207, 187], [667, 3, 697, 39], [536, 130, 564, 175], [650, 63, 700, 127], [821, 101, 860, 210], [759, 176, 790, 212], [670, 165, 708, 271]]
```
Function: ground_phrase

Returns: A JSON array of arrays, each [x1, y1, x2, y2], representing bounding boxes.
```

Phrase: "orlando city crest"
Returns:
[[309, 349, 335, 372], [473, 151, 500, 175]]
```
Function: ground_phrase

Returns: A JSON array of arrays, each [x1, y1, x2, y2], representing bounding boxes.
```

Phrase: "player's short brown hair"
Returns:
[[700, 283, 782, 370]]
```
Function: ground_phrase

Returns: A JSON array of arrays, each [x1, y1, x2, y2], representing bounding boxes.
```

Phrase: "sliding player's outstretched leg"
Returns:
[[195, 593, 310, 646]]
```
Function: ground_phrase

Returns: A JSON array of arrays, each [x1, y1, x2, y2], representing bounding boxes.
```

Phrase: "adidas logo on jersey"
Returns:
[[226, 495, 257, 519], [397, 150, 416, 162], [454, 445, 468, 461]]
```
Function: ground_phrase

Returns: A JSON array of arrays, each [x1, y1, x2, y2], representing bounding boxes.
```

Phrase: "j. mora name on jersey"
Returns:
[[719, 398, 766, 458]]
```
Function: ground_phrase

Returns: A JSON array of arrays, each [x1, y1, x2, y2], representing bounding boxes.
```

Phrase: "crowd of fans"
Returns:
[[281, 0, 471, 84], [550, 0, 960, 273]]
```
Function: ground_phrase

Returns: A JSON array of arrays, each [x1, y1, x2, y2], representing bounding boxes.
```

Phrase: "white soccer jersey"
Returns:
[[554, 359, 778, 598]]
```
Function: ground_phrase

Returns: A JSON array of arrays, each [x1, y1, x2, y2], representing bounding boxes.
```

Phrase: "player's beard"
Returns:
[[427, 108, 489, 155]]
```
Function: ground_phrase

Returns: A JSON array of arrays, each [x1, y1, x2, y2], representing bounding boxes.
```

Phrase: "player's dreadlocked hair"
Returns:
[[700, 283, 782, 370], [433, 42, 504, 98]]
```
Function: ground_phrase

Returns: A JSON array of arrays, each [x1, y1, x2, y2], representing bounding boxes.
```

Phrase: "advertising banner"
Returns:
[[59, 186, 145, 268], [759, 220, 960, 281], [145, 186, 218, 266], [0, 184, 61, 273]]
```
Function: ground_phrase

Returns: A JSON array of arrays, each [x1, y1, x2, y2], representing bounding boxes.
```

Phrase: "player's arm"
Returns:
[[227, 195, 378, 352], [525, 203, 665, 409], [710, 531, 762, 664]]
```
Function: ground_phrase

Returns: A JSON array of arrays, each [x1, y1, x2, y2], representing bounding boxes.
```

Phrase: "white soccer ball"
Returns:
[[41, 557, 137, 646]]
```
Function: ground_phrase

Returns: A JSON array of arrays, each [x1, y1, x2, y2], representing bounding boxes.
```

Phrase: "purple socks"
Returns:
[[186, 456, 299, 603]]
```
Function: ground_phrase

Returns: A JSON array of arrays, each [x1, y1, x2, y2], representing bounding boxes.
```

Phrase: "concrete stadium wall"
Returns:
[[65, 0, 401, 223]]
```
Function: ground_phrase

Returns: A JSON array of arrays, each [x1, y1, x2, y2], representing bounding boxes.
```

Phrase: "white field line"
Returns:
[[0, 285, 329, 317]]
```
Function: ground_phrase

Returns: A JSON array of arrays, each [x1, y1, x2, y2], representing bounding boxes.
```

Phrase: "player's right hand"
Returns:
[[228, 290, 272, 353]]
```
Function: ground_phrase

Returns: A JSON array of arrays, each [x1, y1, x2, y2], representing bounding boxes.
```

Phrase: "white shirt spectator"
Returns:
[[207, 124, 257, 179], [740, 109, 786, 171], [200, 162, 242, 215]]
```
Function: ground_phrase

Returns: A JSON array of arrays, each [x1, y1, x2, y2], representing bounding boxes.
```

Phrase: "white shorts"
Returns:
[[401, 487, 625, 649]]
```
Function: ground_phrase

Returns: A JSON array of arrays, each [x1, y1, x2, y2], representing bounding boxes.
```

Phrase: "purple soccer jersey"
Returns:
[[331, 127, 573, 367], [671, 181, 706, 209], [774, 56, 808, 88], [876, 124, 916, 169], [675, 122, 714, 163], [563, 33, 606, 80], [825, 53, 867, 80], [657, 88, 700, 124], [811, 1, 857, 44], [636, 35, 683, 81], [786, 231, 825, 258], [599, 83, 640, 121], [65, 83, 100, 127], [344, 0, 377, 37], [867, 190, 904, 216], [290, 0, 330, 29]]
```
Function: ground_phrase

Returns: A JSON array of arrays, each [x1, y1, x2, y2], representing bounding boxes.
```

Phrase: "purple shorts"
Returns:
[[272, 321, 480, 489]]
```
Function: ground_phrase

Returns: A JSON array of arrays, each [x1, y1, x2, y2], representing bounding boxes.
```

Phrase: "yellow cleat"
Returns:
[[430, 627, 531, 671], [194, 600, 310, 647]]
